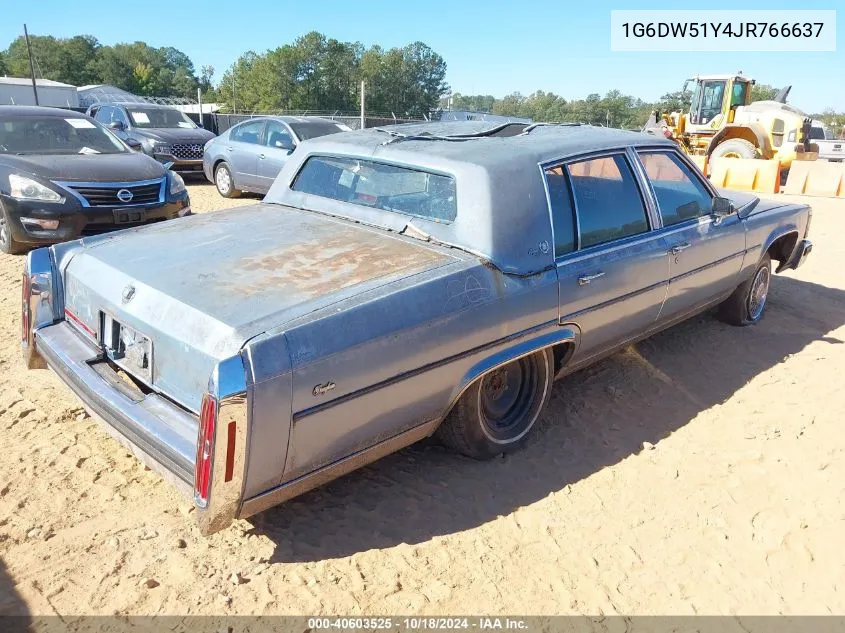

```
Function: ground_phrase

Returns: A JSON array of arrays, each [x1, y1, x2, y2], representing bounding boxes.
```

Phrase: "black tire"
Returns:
[[214, 162, 241, 198], [436, 349, 554, 460], [711, 138, 759, 160], [0, 206, 26, 255], [717, 254, 772, 326]]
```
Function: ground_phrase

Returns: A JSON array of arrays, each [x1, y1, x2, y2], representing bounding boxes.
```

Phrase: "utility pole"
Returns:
[[196, 87, 204, 128], [23, 24, 39, 106], [360, 81, 365, 130]]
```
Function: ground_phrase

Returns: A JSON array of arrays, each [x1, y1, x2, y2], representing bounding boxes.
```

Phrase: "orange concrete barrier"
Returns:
[[782, 160, 845, 198], [708, 157, 781, 194], [689, 155, 708, 177]]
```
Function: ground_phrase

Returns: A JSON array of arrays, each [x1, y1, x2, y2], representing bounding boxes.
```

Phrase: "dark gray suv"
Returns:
[[86, 103, 214, 174]]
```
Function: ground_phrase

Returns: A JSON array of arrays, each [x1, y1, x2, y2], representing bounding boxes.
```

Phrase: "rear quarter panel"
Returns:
[[242, 260, 563, 494]]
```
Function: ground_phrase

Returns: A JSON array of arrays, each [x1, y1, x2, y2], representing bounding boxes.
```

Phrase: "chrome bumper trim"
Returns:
[[36, 321, 197, 498]]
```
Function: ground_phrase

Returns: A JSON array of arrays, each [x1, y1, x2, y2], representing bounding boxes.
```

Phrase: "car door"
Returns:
[[635, 149, 746, 321], [226, 120, 265, 190], [547, 150, 670, 363], [256, 120, 296, 192]]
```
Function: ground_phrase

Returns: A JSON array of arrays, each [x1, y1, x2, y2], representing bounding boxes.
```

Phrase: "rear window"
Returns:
[[292, 156, 457, 223]]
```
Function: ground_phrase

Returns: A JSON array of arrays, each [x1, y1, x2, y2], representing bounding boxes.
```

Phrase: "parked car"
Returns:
[[0, 105, 190, 255], [86, 102, 215, 173], [203, 116, 349, 197], [22, 121, 812, 535]]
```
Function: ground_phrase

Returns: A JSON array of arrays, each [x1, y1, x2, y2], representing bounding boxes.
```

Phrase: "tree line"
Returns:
[[1, 31, 841, 135], [0, 34, 212, 98], [0, 31, 449, 118], [445, 83, 781, 130], [216, 32, 448, 118]]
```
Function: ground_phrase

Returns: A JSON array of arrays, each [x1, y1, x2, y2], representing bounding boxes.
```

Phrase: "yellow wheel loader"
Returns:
[[643, 73, 818, 173]]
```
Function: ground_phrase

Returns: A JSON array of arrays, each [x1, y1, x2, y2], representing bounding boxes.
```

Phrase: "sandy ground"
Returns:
[[0, 182, 843, 617]]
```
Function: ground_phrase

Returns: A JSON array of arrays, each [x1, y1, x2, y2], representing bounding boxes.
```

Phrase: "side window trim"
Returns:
[[543, 149, 657, 262], [632, 147, 717, 230]]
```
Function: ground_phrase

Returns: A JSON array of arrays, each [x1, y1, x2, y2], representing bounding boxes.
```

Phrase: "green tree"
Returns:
[[657, 90, 692, 113], [750, 83, 778, 102], [5, 34, 100, 85]]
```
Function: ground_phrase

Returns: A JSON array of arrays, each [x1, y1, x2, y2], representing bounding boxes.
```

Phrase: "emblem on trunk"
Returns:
[[121, 284, 136, 303], [312, 381, 336, 396], [117, 189, 134, 203]]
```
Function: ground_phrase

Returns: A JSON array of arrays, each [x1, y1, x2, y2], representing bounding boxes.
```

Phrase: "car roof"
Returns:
[[267, 121, 678, 276], [298, 121, 675, 170], [232, 115, 343, 126], [97, 102, 175, 109], [0, 105, 90, 118]]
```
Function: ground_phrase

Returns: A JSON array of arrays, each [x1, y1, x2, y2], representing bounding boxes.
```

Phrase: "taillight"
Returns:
[[194, 393, 217, 507], [21, 273, 31, 343]]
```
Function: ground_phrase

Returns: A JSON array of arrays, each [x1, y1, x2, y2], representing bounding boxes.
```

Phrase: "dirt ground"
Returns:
[[0, 182, 843, 616]]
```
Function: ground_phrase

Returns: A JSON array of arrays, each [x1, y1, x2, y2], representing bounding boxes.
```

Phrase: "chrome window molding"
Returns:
[[539, 147, 659, 263]]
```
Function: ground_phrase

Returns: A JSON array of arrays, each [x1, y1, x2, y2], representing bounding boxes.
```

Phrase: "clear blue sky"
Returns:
[[1, 0, 841, 113]]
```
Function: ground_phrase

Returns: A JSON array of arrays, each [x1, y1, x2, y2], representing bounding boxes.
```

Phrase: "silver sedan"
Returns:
[[202, 116, 349, 197]]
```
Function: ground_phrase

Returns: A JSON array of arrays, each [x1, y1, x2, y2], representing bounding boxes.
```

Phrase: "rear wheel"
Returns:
[[214, 162, 241, 198], [436, 349, 554, 460], [717, 254, 772, 326], [711, 138, 759, 160], [0, 208, 26, 255]]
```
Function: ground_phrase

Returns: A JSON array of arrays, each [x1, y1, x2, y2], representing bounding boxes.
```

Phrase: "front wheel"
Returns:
[[214, 162, 241, 198], [436, 349, 554, 460], [717, 254, 772, 326], [0, 207, 26, 255], [711, 138, 759, 160]]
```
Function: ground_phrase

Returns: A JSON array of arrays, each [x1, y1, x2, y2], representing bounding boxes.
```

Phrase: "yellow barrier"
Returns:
[[708, 157, 781, 194], [783, 160, 845, 198], [689, 155, 708, 177]]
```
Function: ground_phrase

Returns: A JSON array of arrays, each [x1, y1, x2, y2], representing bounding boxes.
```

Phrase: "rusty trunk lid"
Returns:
[[62, 203, 456, 410]]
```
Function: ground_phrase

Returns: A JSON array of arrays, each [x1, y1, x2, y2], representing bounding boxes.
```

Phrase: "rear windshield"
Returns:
[[0, 116, 126, 155], [291, 155, 457, 223], [289, 120, 346, 141]]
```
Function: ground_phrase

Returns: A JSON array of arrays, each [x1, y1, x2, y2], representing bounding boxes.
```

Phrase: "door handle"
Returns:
[[578, 272, 606, 286], [225, 146, 233, 151], [669, 242, 692, 255], [258, 153, 265, 160]]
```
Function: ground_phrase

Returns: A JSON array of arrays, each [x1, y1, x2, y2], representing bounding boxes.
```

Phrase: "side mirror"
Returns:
[[274, 139, 295, 152], [712, 196, 735, 218], [109, 120, 125, 131]]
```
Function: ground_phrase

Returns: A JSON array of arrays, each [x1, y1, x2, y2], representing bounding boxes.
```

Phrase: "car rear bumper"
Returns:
[[1, 194, 190, 247], [35, 321, 197, 497]]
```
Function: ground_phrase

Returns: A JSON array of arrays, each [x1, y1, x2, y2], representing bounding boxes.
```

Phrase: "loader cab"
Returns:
[[686, 75, 752, 132]]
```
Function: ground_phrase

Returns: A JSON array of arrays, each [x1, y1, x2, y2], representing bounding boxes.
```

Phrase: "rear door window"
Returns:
[[566, 154, 650, 249], [638, 151, 713, 226], [230, 120, 264, 145], [292, 155, 457, 223]]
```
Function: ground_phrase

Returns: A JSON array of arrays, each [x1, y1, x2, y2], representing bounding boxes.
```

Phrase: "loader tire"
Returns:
[[711, 138, 759, 160]]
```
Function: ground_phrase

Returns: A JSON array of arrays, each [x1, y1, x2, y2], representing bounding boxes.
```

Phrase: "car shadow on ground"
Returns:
[[247, 275, 845, 562], [0, 556, 30, 630]]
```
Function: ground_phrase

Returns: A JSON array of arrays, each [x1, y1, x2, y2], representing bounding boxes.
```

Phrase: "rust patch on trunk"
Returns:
[[217, 233, 447, 299]]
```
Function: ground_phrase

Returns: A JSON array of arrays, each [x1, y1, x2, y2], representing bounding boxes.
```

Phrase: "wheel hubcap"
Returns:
[[216, 168, 231, 193], [478, 355, 545, 444], [0, 215, 8, 246], [748, 265, 770, 320]]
